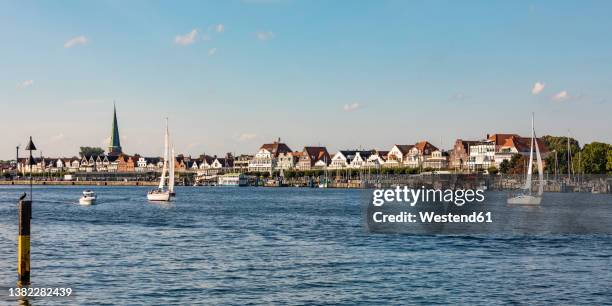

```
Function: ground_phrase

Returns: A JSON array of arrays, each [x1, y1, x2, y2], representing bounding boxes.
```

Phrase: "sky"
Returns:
[[1, 0, 611, 159]]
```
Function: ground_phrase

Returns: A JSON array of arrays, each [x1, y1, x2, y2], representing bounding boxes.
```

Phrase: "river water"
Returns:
[[0, 186, 611, 305]]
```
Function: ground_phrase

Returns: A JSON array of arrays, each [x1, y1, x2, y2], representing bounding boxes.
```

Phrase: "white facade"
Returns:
[[328, 152, 349, 169], [467, 141, 496, 170], [249, 148, 274, 172]]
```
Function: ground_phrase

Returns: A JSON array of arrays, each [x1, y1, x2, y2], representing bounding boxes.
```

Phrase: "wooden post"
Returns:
[[17, 199, 32, 287]]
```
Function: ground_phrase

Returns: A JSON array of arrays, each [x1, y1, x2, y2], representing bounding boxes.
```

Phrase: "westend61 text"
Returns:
[[372, 211, 493, 223], [371, 186, 485, 207]]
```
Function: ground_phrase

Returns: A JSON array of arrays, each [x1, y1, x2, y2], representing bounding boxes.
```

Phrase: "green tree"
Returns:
[[607, 149, 612, 174], [487, 166, 499, 175], [79, 147, 105, 157], [576, 142, 610, 174], [499, 159, 510, 174], [540, 135, 580, 174]]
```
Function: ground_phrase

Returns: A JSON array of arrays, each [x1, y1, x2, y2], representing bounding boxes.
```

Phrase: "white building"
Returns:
[[248, 140, 292, 172]]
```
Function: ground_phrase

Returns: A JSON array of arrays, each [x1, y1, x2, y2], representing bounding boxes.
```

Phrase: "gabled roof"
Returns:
[[505, 136, 549, 154], [488, 134, 520, 146], [393, 144, 414, 155], [455, 139, 479, 151], [259, 141, 292, 157], [338, 150, 374, 163], [214, 157, 234, 167], [414, 141, 438, 154], [302, 146, 330, 165]]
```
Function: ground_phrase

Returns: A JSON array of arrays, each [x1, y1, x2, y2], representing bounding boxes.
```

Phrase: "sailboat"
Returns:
[[508, 113, 544, 205], [147, 118, 175, 201]]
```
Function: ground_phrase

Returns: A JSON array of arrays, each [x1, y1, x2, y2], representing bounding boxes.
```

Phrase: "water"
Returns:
[[0, 186, 611, 305]]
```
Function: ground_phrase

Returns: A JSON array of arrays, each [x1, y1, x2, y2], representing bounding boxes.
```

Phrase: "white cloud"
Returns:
[[256, 31, 275, 41], [208, 48, 217, 56], [17, 80, 34, 89], [64, 35, 88, 48], [343, 103, 361, 112], [175, 29, 198, 46], [237, 133, 257, 141], [450, 92, 469, 101], [552, 90, 569, 102], [215, 24, 225, 33], [531, 81, 545, 95]]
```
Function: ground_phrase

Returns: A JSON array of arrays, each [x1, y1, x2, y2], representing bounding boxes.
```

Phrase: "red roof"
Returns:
[[260, 141, 292, 157]]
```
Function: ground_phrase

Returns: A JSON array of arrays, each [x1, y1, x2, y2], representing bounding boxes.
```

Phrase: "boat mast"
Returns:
[[567, 131, 572, 183], [524, 113, 534, 194]]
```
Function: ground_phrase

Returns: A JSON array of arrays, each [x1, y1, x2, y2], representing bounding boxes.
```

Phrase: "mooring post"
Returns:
[[17, 198, 32, 287], [18, 136, 36, 287]]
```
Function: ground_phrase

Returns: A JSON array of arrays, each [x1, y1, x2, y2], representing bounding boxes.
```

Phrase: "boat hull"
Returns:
[[79, 197, 96, 205], [147, 192, 171, 201], [507, 195, 542, 205]]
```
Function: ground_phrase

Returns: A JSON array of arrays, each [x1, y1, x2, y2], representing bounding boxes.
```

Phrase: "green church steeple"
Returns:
[[108, 102, 122, 155]]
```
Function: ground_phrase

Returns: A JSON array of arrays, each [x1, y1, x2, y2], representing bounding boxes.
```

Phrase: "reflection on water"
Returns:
[[0, 186, 611, 305]]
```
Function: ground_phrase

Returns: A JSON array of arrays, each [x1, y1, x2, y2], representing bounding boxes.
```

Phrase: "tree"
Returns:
[[499, 159, 510, 174], [487, 166, 499, 175], [507, 154, 528, 174], [576, 142, 610, 174], [79, 147, 105, 157], [540, 135, 580, 174], [607, 149, 612, 174]]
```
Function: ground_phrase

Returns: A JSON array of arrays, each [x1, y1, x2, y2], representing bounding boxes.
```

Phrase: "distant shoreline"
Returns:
[[0, 180, 158, 186]]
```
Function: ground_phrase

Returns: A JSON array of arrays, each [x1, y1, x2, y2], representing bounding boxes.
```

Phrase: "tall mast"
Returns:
[[567, 130, 571, 182]]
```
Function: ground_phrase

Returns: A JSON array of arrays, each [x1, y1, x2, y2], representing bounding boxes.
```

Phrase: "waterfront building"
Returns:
[[211, 155, 234, 171], [365, 150, 388, 168], [404, 141, 438, 168], [197, 155, 215, 170], [233, 154, 253, 173], [296, 147, 331, 170], [385, 145, 414, 167], [278, 151, 301, 170], [423, 150, 449, 169], [248, 139, 292, 172], [449, 139, 479, 170], [349, 150, 375, 169], [467, 140, 496, 171], [486, 133, 549, 167], [328, 150, 374, 169]]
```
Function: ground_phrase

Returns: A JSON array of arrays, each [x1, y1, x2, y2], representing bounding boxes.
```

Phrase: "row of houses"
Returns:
[[12, 134, 548, 175]]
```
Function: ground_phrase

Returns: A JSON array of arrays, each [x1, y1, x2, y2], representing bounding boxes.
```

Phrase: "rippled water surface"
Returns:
[[1, 186, 611, 305]]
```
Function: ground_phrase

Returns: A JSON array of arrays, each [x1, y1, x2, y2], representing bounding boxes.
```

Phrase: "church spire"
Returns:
[[108, 101, 122, 155]]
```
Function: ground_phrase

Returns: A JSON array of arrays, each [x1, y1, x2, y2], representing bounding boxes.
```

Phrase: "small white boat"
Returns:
[[508, 113, 544, 205], [79, 190, 97, 205]]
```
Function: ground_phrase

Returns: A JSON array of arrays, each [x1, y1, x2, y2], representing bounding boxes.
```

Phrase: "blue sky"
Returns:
[[1, 0, 611, 159]]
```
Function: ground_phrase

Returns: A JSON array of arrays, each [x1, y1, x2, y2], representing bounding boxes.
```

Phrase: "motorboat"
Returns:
[[79, 190, 97, 205]]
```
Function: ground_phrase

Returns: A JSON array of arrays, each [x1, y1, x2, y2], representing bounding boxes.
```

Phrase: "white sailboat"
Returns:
[[508, 113, 544, 205], [147, 118, 174, 201]]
